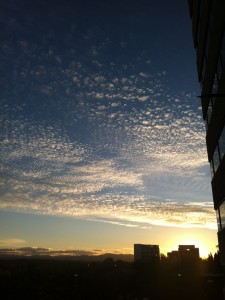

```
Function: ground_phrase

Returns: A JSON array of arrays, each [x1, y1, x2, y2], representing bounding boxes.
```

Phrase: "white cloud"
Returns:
[[0, 238, 28, 247], [0, 0, 216, 251], [0, 38, 213, 233], [139, 72, 149, 78], [94, 74, 106, 83], [0, 194, 216, 230], [138, 96, 149, 101]]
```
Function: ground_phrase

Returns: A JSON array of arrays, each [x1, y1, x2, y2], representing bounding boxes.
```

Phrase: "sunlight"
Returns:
[[177, 237, 215, 258]]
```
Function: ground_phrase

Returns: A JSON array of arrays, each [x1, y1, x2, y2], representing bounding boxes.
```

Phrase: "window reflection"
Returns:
[[221, 33, 225, 66], [217, 209, 221, 231], [210, 124, 225, 179], [219, 126, 225, 160], [206, 99, 213, 126], [212, 145, 220, 173], [219, 200, 225, 230], [212, 72, 219, 93], [210, 159, 215, 178]]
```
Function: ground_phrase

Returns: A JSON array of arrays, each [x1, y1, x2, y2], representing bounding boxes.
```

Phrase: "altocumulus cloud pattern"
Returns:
[[0, 0, 215, 230]]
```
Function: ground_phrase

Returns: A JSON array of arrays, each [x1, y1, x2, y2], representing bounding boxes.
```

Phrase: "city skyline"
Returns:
[[0, 0, 217, 258], [0, 241, 203, 259]]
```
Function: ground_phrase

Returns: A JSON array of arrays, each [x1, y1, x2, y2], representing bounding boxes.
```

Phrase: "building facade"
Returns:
[[167, 245, 199, 263], [134, 244, 160, 263], [188, 0, 225, 265], [178, 245, 200, 262]]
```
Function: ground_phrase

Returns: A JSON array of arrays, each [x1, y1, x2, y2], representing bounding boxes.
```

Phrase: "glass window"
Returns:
[[219, 125, 225, 160], [217, 55, 223, 82], [205, 30, 211, 58], [211, 96, 216, 106], [202, 57, 207, 82], [210, 159, 215, 178], [213, 145, 221, 173], [219, 200, 225, 230], [212, 72, 219, 93], [211, 0, 216, 12], [207, 99, 213, 125], [220, 32, 225, 66], [205, 116, 209, 130], [217, 209, 222, 231]]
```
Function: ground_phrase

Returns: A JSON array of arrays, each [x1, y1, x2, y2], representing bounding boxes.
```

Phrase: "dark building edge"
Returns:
[[188, 0, 225, 269]]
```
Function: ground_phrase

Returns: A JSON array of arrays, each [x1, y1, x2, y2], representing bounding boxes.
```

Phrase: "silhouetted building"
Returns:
[[134, 244, 160, 263], [167, 250, 179, 263], [179, 245, 200, 262], [167, 245, 199, 263], [188, 0, 225, 266]]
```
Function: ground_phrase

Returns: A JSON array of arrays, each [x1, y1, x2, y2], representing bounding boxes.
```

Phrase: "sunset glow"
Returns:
[[0, 0, 217, 258]]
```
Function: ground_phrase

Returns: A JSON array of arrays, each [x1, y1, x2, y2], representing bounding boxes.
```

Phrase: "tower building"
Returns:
[[188, 0, 225, 265], [134, 244, 160, 263], [167, 245, 200, 263]]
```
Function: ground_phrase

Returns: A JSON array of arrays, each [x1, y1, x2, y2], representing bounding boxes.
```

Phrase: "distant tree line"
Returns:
[[0, 253, 223, 300]]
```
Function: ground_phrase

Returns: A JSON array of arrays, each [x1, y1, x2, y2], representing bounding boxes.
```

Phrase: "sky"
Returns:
[[0, 0, 218, 258]]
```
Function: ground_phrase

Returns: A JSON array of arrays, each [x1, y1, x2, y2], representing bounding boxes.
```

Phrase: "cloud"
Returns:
[[138, 96, 149, 101], [139, 72, 149, 78], [86, 217, 150, 229], [0, 247, 100, 257], [0, 191, 216, 230], [0, 5, 214, 235], [0, 84, 213, 229], [0, 238, 28, 247]]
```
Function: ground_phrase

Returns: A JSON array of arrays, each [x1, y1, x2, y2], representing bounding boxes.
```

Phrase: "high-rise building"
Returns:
[[167, 245, 200, 263], [188, 0, 225, 265], [178, 245, 200, 262], [134, 244, 160, 263]]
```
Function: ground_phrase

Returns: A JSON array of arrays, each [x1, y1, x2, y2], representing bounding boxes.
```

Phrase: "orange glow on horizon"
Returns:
[[166, 237, 217, 258]]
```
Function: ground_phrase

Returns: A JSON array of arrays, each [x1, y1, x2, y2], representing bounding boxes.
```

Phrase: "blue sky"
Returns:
[[0, 0, 217, 256]]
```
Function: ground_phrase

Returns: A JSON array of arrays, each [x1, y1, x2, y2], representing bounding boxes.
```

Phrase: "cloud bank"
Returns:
[[0, 0, 215, 231]]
